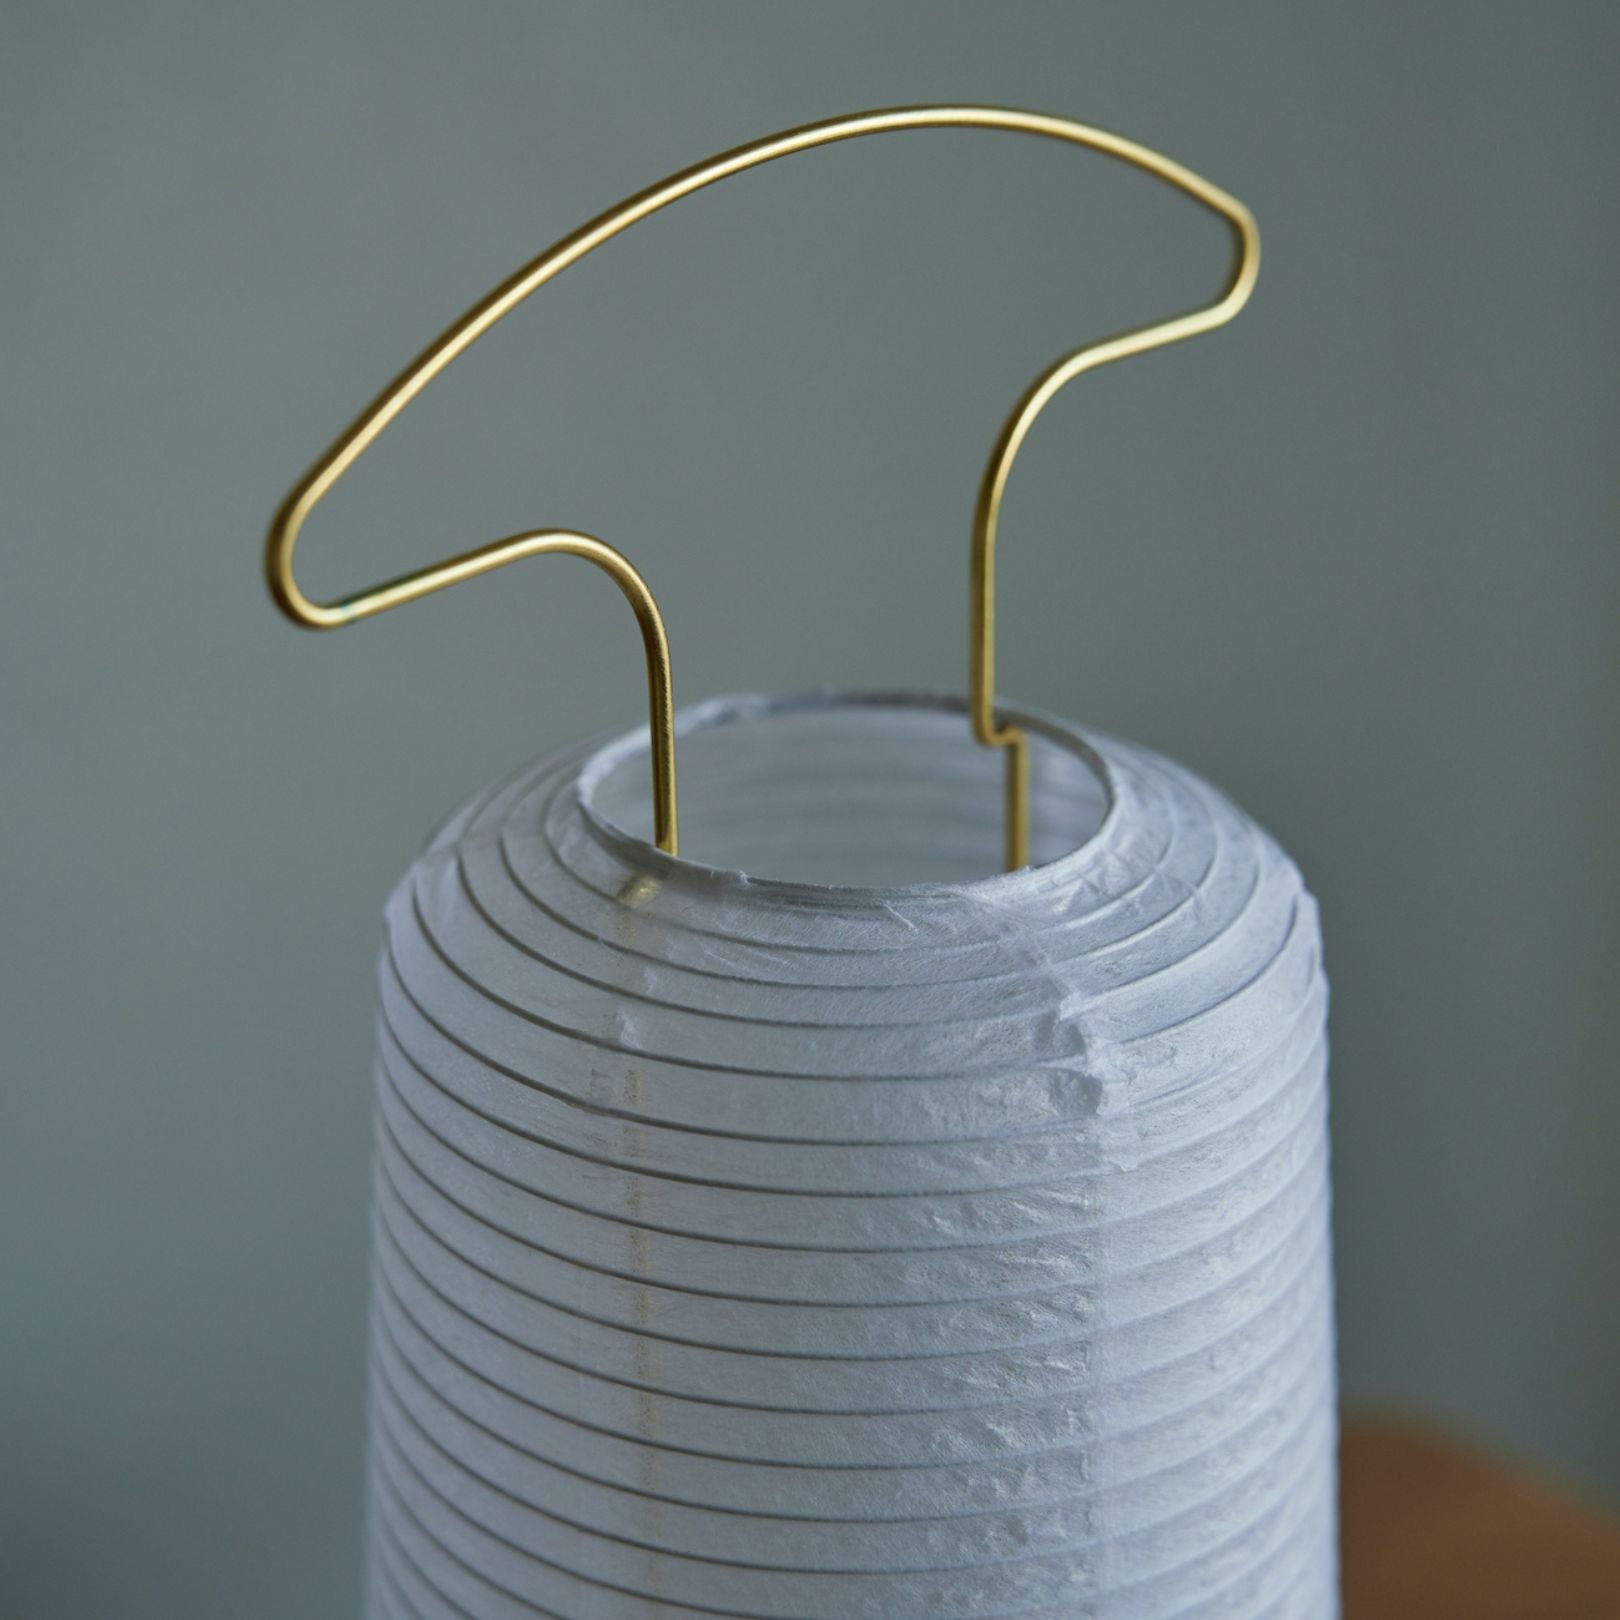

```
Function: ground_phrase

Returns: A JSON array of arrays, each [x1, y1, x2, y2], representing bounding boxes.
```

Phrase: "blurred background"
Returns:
[[3, 3, 1616, 1616]]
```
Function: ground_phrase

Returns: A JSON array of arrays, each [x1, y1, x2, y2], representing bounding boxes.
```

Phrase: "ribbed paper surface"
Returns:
[[364, 693, 1337, 1619]]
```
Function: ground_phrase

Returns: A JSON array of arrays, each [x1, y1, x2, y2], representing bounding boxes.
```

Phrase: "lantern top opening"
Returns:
[[577, 691, 1114, 895]]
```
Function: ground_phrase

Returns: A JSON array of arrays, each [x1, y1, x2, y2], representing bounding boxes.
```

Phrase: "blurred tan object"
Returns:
[[1341, 1417, 1620, 1617]]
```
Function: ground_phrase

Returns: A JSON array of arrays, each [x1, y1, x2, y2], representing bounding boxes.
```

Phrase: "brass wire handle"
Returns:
[[266, 105, 1259, 870]]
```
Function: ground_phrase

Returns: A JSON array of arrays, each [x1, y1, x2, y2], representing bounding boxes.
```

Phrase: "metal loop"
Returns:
[[265, 104, 1259, 868]]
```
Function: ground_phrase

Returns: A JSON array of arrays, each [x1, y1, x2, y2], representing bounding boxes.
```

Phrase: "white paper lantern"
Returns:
[[363, 693, 1336, 1619]]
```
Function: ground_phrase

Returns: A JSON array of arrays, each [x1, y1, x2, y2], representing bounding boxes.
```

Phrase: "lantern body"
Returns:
[[364, 693, 1337, 1619]]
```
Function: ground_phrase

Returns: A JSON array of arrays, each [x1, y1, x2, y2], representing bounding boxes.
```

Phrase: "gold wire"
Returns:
[[265, 104, 1258, 869]]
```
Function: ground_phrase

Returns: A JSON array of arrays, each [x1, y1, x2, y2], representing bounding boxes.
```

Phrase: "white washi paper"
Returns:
[[364, 693, 1338, 1620]]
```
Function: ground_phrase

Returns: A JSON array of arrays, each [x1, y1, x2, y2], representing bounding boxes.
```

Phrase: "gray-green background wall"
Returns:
[[3, 4, 1615, 1616]]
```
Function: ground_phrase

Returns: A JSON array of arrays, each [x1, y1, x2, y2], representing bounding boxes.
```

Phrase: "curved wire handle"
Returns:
[[266, 104, 1259, 869]]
